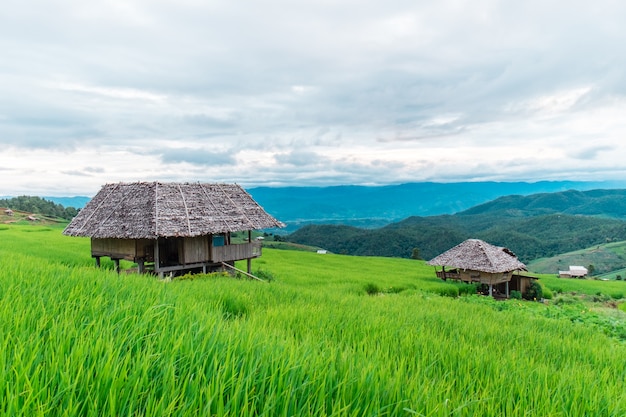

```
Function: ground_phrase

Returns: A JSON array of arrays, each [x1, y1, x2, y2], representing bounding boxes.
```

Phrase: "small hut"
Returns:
[[63, 182, 284, 277], [428, 239, 535, 298]]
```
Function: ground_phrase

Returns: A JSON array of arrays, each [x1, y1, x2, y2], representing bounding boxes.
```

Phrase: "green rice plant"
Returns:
[[457, 282, 477, 296], [2, 225, 626, 416], [433, 284, 459, 298], [542, 286, 553, 300]]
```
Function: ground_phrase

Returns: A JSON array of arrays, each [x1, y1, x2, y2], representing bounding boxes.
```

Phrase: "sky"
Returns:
[[1, 0, 626, 196]]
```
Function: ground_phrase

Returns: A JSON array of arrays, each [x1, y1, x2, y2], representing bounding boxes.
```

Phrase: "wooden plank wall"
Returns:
[[183, 236, 210, 264]]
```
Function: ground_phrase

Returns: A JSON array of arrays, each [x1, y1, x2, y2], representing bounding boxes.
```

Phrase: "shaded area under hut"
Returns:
[[428, 238, 537, 298], [63, 182, 284, 278]]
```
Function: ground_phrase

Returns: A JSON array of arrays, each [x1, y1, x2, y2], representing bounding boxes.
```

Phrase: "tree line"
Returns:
[[285, 213, 626, 263], [0, 196, 79, 220]]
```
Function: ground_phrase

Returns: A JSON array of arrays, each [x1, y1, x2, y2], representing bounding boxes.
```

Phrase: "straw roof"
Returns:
[[427, 239, 526, 273], [63, 182, 284, 239]]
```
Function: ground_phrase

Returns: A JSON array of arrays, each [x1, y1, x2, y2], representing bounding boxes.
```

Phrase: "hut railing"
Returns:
[[211, 241, 262, 262]]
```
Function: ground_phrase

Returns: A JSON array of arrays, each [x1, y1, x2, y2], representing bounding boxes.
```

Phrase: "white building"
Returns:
[[559, 265, 588, 278]]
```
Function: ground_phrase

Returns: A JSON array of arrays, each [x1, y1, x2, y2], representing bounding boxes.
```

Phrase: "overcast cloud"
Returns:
[[1, 0, 625, 196]]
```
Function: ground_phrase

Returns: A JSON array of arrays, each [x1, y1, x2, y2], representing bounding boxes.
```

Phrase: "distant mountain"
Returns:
[[44, 196, 91, 209], [249, 181, 623, 231], [461, 189, 626, 219], [20, 180, 626, 228], [285, 188, 626, 263]]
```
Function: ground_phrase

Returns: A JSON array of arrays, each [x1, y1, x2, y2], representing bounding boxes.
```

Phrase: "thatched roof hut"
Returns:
[[428, 239, 526, 274], [64, 182, 284, 238], [428, 239, 530, 297], [63, 182, 284, 277]]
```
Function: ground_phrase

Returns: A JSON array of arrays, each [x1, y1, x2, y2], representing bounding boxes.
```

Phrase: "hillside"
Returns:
[[2, 223, 626, 415], [1, 207, 67, 226], [286, 188, 626, 264], [0, 196, 78, 220], [250, 180, 621, 230], [462, 188, 626, 219], [528, 240, 626, 276]]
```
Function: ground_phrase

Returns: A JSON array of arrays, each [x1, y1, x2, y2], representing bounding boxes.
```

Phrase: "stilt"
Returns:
[[114, 259, 120, 274], [95, 256, 101, 268], [247, 258, 252, 274], [506, 281, 510, 298], [489, 283, 493, 297]]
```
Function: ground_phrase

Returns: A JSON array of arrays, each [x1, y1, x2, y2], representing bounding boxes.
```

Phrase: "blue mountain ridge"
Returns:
[[42, 180, 626, 230]]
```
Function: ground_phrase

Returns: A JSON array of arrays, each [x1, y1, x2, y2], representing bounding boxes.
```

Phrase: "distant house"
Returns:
[[63, 182, 284, 278], [559, 266, 588, 278], [428, 238, 537, 298], [3, 209, 13, 216]]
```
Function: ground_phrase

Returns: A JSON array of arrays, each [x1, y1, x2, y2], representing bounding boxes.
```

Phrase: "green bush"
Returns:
[[364, 282, 381, 295], [610, 292, 624, 300], [510, 290, 522, 300], [523, 281, 543, 301], [254, 269, 276, 282]]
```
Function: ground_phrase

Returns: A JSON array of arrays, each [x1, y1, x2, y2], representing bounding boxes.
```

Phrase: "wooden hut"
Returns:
[[428, 239, 536, 298], [63, 182, 284, 278]]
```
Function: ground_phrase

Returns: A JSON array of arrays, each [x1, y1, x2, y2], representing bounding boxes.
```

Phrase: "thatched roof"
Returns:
[[427, 239, 526, 273], [63, 182, 284, 239]]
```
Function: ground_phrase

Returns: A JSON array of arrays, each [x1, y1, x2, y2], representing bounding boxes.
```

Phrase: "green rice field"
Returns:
[[1, 224, 626, 416]]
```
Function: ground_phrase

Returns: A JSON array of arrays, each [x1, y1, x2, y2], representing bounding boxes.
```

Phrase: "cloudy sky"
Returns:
[[1, 0, 625, 196]]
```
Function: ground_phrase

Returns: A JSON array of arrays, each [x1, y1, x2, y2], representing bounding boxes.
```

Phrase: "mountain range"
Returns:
[[37, 181, 624, 230], [248, 181, 624, 230], [285, 188, 626, 264]]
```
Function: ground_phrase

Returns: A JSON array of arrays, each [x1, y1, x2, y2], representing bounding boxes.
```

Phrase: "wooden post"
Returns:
[[114, 259, 120, 274], [506, 281, 510, 298], [247, 230, 253, 274], [155, 239, 163, 279], [95, 256, 101, 268], [488, 283, 493, 297], [138, 259, 145, 274]]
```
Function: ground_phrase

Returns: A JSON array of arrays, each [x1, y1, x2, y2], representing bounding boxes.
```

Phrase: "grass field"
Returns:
[[1, 224, 626, 416], [528, 240, 626, 276]]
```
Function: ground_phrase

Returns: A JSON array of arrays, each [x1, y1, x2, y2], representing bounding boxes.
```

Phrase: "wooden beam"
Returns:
[[220, 262, 266, 282]]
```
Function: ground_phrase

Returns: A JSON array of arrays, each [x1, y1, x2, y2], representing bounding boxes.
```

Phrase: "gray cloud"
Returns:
[[568, 146, 615, 160], [2, 0, 626, 195], [157, 148, 236, 166]]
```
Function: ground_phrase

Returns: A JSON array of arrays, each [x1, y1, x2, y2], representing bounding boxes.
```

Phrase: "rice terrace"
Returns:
[[2, 189, 626, 416]]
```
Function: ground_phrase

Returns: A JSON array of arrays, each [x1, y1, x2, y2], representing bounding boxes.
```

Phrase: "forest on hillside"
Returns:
[[0, 196, 79, 220], [285, 189, 626, 262]]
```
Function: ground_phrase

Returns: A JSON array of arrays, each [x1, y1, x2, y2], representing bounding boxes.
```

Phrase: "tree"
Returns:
[[588, 264, 596, 276], [411, 247, 421, 260]]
